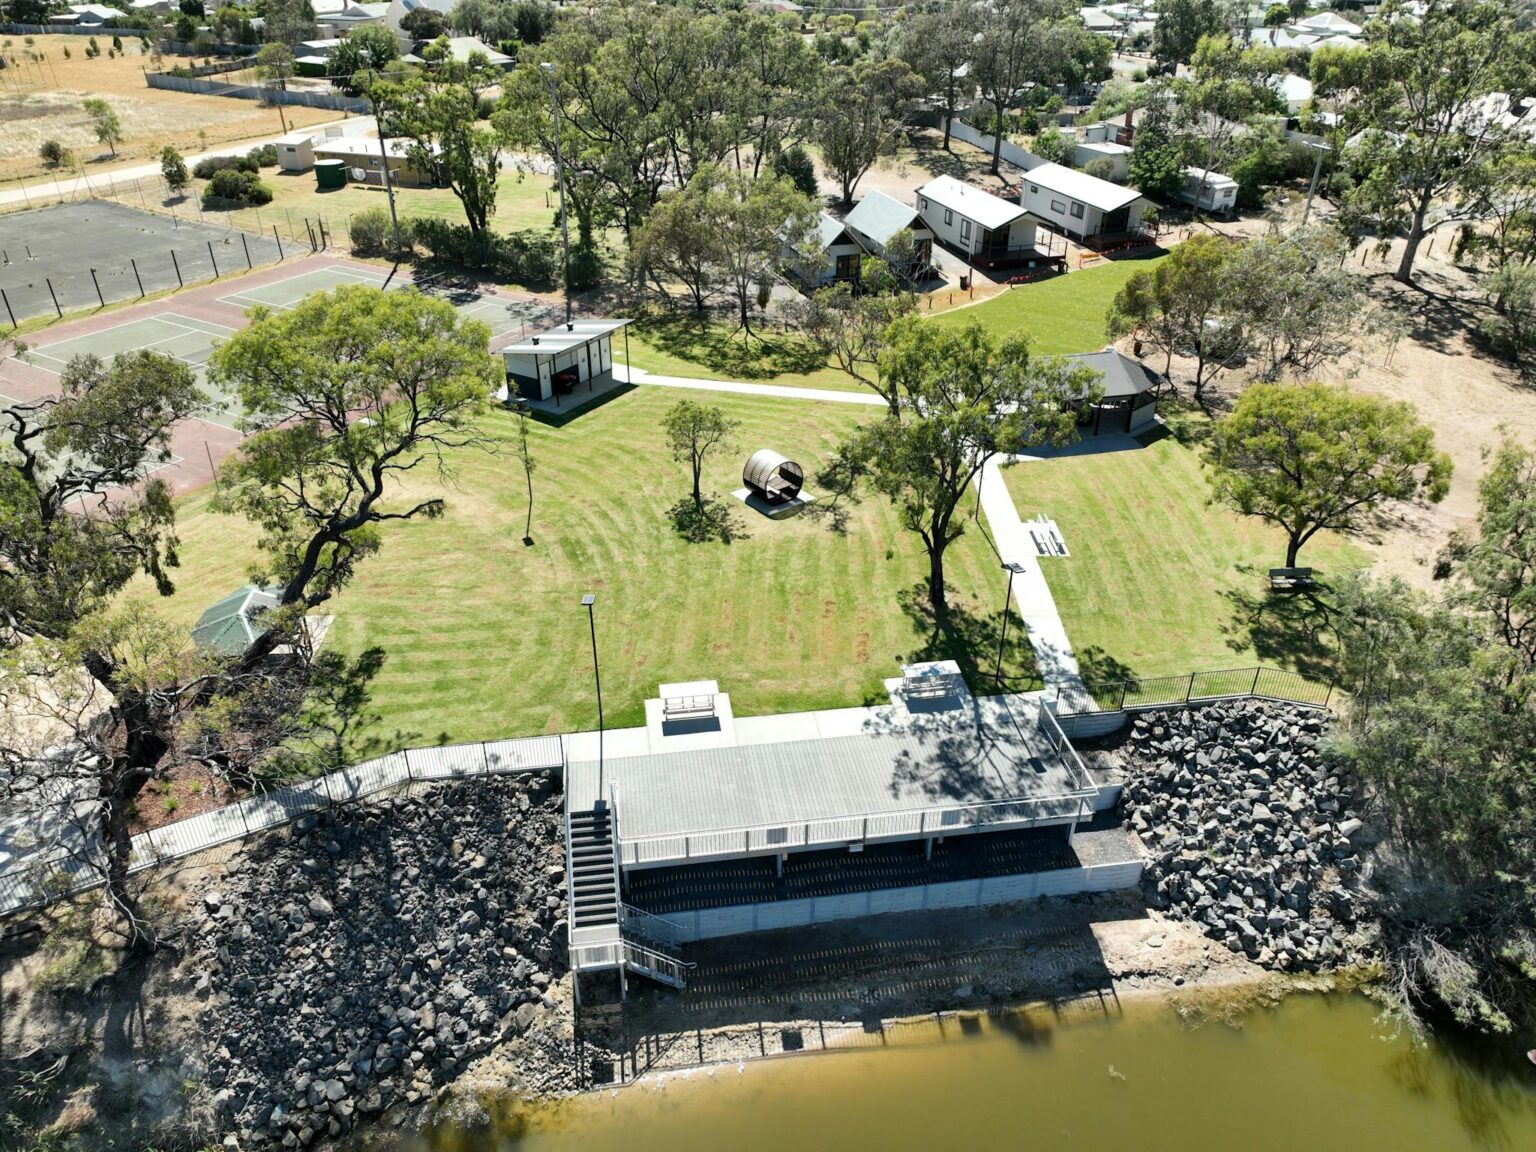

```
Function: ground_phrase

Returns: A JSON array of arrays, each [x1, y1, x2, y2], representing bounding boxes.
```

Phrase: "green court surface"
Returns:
[[217, 265, 391, 312], [23, 313, 243, 428], [220, 265, 552, 343]]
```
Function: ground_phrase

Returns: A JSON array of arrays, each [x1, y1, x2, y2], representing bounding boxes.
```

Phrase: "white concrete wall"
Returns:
[[658, 861, 1145, 942]]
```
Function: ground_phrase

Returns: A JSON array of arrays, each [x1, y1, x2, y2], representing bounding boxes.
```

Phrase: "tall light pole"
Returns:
[[581, 593, 603, 788], [540, 61, 573, 326], [994, 561, 1029, 687]]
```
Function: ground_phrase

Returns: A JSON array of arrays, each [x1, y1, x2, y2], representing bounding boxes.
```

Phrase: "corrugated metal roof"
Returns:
[[1024, 163, 1144, 213], [190, 585, 281, 657], [844, 189, 925, 247], [501, 318, 631, 356], [1063, 349, 1162, 399], [914, 175, 1028, 231]]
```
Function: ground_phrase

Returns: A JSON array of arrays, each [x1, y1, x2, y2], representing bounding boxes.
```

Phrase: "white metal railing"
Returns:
[[569, 936, 694, 986], [615, 789, 1092, 867], [620, 902, 688, 948], [1036, 698, 1094, 791], [621, 940, 695, 986]]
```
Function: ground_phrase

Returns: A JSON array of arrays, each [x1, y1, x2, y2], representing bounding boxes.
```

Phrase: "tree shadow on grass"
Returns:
[[669, 496, 743, 544], [896, 582, 1043, 695], [1220, 565, 1340, 681], [1077, 646, 1140, 699], [637, 312, 828, 381]]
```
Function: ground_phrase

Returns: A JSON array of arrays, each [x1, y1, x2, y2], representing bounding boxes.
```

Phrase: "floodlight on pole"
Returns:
[[541, 62, 574, 326], [994, 561, 1029, 687], [580, 592, 603, 788]]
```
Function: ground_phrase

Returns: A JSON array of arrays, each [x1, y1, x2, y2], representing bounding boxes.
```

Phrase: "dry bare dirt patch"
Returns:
[[0, 36, 339, 183]]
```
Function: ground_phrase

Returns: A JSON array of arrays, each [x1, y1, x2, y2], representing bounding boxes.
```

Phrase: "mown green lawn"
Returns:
[[138, 389, 1037, 751], [1001, 410, 1368, 690], [933, 253, 1169, 355], [624, 313, 869, 393]]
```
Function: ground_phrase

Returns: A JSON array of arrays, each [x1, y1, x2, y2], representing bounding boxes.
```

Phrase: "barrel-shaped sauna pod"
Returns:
[[742, 449, 805, 503]]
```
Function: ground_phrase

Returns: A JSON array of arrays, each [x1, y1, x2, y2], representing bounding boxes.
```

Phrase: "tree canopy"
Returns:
[[1209, 382, 1451, 567], [850, 317, 1095, 615], [207, 286, 501, 626]]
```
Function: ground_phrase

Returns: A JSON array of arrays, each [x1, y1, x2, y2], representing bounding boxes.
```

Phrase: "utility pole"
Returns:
[[364, 72, 404, 260], [541, 61, 573, 325], [1300, 141, 1332, 228]]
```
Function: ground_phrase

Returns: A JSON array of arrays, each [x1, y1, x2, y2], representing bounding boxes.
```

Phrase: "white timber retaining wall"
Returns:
[[658, 860, 1145, 943]]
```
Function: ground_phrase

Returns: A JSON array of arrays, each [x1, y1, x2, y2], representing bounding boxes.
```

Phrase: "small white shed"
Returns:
[[787, 214, 866, 288], [1073, 139, 1133, 182], [276, 132, 318, 173]]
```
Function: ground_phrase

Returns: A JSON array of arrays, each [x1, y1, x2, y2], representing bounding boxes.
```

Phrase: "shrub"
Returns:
[[193, 153, 258, 179], [38, 139, 68, 168], [1084, 157, 1119, 182], [348, 205, 410, 255], [771, 145, 819, 200], [246, 144, 278, 168], [202, 168, 272, 207], [408, 217, 559, 283]]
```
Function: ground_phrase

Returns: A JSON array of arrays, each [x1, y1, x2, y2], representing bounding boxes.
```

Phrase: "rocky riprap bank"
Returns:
[[186, 772, 575, 1148], [1121, 700, 1371, 972]]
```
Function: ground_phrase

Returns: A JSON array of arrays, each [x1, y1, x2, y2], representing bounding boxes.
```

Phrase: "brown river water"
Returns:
[[404, 993, 1536, 1152]]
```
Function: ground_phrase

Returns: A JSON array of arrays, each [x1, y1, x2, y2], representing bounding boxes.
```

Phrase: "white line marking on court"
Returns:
[[24, 314, 239, 375], [220, 266, 391, 311]]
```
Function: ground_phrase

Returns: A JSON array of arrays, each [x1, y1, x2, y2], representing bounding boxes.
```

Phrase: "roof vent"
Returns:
[[567, 322, 574, 331], [531, 336, 539, 345]]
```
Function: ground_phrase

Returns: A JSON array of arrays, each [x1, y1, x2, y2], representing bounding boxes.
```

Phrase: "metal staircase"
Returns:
[[567, 805, 621, 935], [566, 799, 691, 993]]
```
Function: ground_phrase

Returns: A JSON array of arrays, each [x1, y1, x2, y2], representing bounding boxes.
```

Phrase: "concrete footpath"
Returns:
[[617, 365, 885, 407]]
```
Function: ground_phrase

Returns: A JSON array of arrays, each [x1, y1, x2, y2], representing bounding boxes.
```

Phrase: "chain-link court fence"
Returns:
[[0, 190, 328, 326]]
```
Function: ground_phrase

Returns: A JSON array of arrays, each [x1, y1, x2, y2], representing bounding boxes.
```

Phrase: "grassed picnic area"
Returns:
[[133, 388, 1038, 750], [933, 253, 1169, 354], [1000, 410, 1368, 689]]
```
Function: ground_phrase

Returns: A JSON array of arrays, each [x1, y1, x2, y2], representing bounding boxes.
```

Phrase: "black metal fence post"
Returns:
[[171, 249, 183, 287], [273, 225, 283, 260], [241, 233, 252, 269], [0, 288, 15, 329], [130, 257, 144, 297], [89, 268, 104, 308], [46, 278, 61, 317], [207, 240, 219, 278], [1251, 667, 1261, 696]]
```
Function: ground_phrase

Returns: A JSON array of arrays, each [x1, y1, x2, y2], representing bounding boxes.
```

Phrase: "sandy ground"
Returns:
[[0, 36, 343, 184]]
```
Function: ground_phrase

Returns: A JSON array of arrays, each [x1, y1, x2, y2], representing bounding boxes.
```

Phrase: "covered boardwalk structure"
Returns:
[[502, 318, 632, 408]]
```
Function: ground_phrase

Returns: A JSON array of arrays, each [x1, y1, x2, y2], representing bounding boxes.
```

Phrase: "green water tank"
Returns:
[[315, 159, 346, 190]]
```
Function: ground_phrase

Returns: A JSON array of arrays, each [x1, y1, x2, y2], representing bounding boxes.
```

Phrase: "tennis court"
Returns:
[[22, 313, 243, 428], [218, 265, 393, 312], [219, 265, 553, 343]]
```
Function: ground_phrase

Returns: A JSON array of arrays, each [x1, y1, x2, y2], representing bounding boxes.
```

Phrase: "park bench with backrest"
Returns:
[[1268, 567, 1315, 591], [662, 694, 717, 721]]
